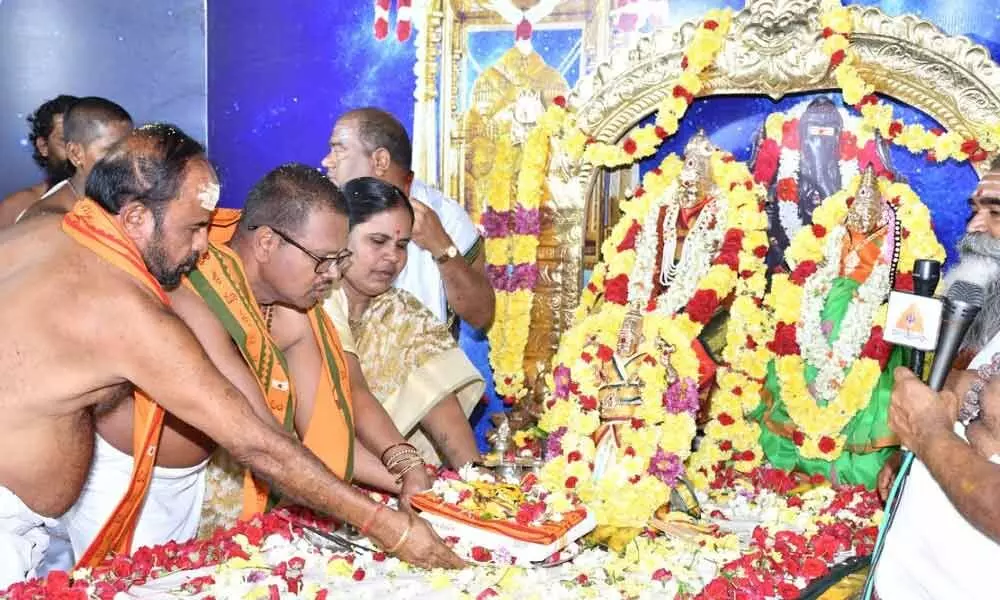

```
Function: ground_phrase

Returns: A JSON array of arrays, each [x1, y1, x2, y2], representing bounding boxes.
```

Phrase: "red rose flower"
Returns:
[[617, 220, 642, 252], [580, 395, 598, 411], [887, 120, 903, 138], [753, 138, 780, 184], [567, 450, 582, 463], [596, 344, 614, 362], [778, 581, 800, 599], [576, 573, 590, 585], [745, 335, 758, 350], [829, 49, 846, 68], [821, 26, 834, 38], [790, 260, 818, 285], [652, 568, 672, 582], [839, 131, 859, 161], [654, 126, 669, 139], [477, 589, 499, 600], [861, 326, 893, 369], [687, 289, 720, 325], [787, 495, 804, 508], [681, 56, 689, 69], [961, 138, 981, 156], [604, 274, 630, 305], [792, 430, 805, 446], [581, 352, 593, 363], [718, 412, 735, 426], [565, 476, 579, 488], [894, 272, 914, 292], [802, 557, 828, 580], [702, 579, 732, 599], [624, 446, 636, 457], [768, 322, 801, 356], [373, 551, 387, 562], [776, 177, 798, 202], [553, 95, 566, 108], [471, 546, 493, 562], [811, 223, 827, 238], [623, 137, 638, 155], [753, 245, 768, 258], [782, 119, 800, 150], [704, 19, 719, 30], [719, 440, 733, 451], [818, 436, 837, 454]]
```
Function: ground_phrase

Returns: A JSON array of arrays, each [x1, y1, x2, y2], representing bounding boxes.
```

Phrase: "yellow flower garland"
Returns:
[[820, 1, 1000, 161], [580, 10, 733, 167], [539, 152, 767, 524], [487, 108, 562, 400], [765, 175, 944, 460]]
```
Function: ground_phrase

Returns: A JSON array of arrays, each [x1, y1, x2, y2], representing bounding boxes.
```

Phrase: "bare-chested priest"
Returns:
[[0, 124, 462, 587]]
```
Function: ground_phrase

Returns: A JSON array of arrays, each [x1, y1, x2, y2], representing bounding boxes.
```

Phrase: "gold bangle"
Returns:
[[386, 514, 414, 554], [394, 460, 425, 484]]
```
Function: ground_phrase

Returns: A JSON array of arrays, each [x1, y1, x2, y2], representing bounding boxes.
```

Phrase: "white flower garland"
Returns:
[[796, 226, 892, 403]]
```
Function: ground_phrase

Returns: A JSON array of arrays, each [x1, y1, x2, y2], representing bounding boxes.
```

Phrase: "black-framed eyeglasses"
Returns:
[[248, 225, 352, 274]]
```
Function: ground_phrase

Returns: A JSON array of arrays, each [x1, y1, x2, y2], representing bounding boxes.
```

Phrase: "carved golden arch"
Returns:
[[525, 0, 1000, 378]]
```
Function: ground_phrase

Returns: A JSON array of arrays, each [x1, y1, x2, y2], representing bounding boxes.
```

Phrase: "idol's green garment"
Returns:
[[752, 277, 902, 489]]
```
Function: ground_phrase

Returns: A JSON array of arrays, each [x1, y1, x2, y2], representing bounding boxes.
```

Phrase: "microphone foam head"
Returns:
[[946, 280, 986, 308]]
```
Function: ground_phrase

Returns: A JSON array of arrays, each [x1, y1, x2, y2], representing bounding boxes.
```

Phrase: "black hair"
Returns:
[[27, 94, 79, 168], [340, 107, 412, 171], [341, 176, 414, 230], [86, 123, 206, 219], [240, 163, 346, 235], [63, 96, 133, 145]]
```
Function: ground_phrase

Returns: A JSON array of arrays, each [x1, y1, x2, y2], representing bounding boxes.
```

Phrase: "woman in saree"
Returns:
[[323, 176, 484, 468]]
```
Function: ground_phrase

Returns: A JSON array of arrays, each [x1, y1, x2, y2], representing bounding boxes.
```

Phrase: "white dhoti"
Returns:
[[0, 486, 58, 589], [61, 435, 208, 558]]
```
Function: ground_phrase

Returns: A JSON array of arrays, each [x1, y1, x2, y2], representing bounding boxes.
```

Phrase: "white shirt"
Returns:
[[875, 331, 1000, 599], [394, 179, 480, 323]]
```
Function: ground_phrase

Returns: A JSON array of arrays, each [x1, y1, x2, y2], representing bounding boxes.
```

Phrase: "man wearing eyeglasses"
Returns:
[[64, 163, 461, 570]]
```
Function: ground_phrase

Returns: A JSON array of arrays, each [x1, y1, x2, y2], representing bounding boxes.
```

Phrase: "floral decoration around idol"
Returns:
[[761, 172, 944, 460], [536, 147, 768, 528]]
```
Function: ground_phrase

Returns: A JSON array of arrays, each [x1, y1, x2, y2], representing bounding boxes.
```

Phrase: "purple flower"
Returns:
[[510, 263, 539, 290], [545, 427, 568, 461], [513, 206, 541, 235], [647, 448, 684, 487], [663, 378, 701, 416], [487, 265, 511, 291], [481, 209, 511, 238], [553, 365, 572, 399]]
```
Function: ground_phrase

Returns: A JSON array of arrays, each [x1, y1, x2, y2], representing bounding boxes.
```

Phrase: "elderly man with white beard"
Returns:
[[869, 162, 1000, 599]]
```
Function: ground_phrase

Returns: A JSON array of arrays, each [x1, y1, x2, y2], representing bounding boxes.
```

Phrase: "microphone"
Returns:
[[909, 259, 941, 377], [926, 280, 985, 391]]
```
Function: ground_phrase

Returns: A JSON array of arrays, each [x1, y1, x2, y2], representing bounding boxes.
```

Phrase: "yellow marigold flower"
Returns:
[[822, 34, 850, 55]]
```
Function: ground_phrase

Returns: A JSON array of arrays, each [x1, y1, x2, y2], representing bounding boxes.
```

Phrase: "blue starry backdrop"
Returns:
[[1, 0, 999, 447]]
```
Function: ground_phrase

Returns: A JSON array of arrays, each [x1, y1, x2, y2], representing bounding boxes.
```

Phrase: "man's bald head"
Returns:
[[339, 108, 412, 172], [86, 123, 207, 219], [63, 97, 132, 146]]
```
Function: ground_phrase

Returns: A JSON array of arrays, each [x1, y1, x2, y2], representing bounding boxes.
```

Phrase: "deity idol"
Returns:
[[750, 97, 900, 272], [754, 166, 904, 488]]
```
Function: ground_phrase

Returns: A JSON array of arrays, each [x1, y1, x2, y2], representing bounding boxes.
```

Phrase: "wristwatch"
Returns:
[[434, 244, 459, 264]]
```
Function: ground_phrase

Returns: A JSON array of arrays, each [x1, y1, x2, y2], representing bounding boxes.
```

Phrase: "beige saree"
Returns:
[[327, 286, 485, 465]]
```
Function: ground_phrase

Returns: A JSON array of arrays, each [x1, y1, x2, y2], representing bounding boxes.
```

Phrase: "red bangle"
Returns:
[[360, 504, 387, 537]]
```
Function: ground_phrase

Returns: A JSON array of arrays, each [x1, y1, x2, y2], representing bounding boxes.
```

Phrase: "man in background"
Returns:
[[19, 96, 133, 221], [322, 107, 495, 331], [0, 94, 78, 226]]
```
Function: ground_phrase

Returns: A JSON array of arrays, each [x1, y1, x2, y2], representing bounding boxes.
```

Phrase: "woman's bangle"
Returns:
[[360, 504, 386, 537], [381, 442, 418, 464], [385, 513, 414, 554]]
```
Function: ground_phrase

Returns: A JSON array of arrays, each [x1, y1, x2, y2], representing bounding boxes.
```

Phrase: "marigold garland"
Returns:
[[538, 150, 767, 524], [484, 108, 561, 402], [579, 10, 733, 168], [761, 174, 944, 460], [819, 1, 1000, 163]]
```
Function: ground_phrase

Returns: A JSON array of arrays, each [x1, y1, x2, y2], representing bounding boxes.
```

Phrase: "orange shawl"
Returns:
[[188, 216, 354, 518], [63, 199, 169, 568]]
